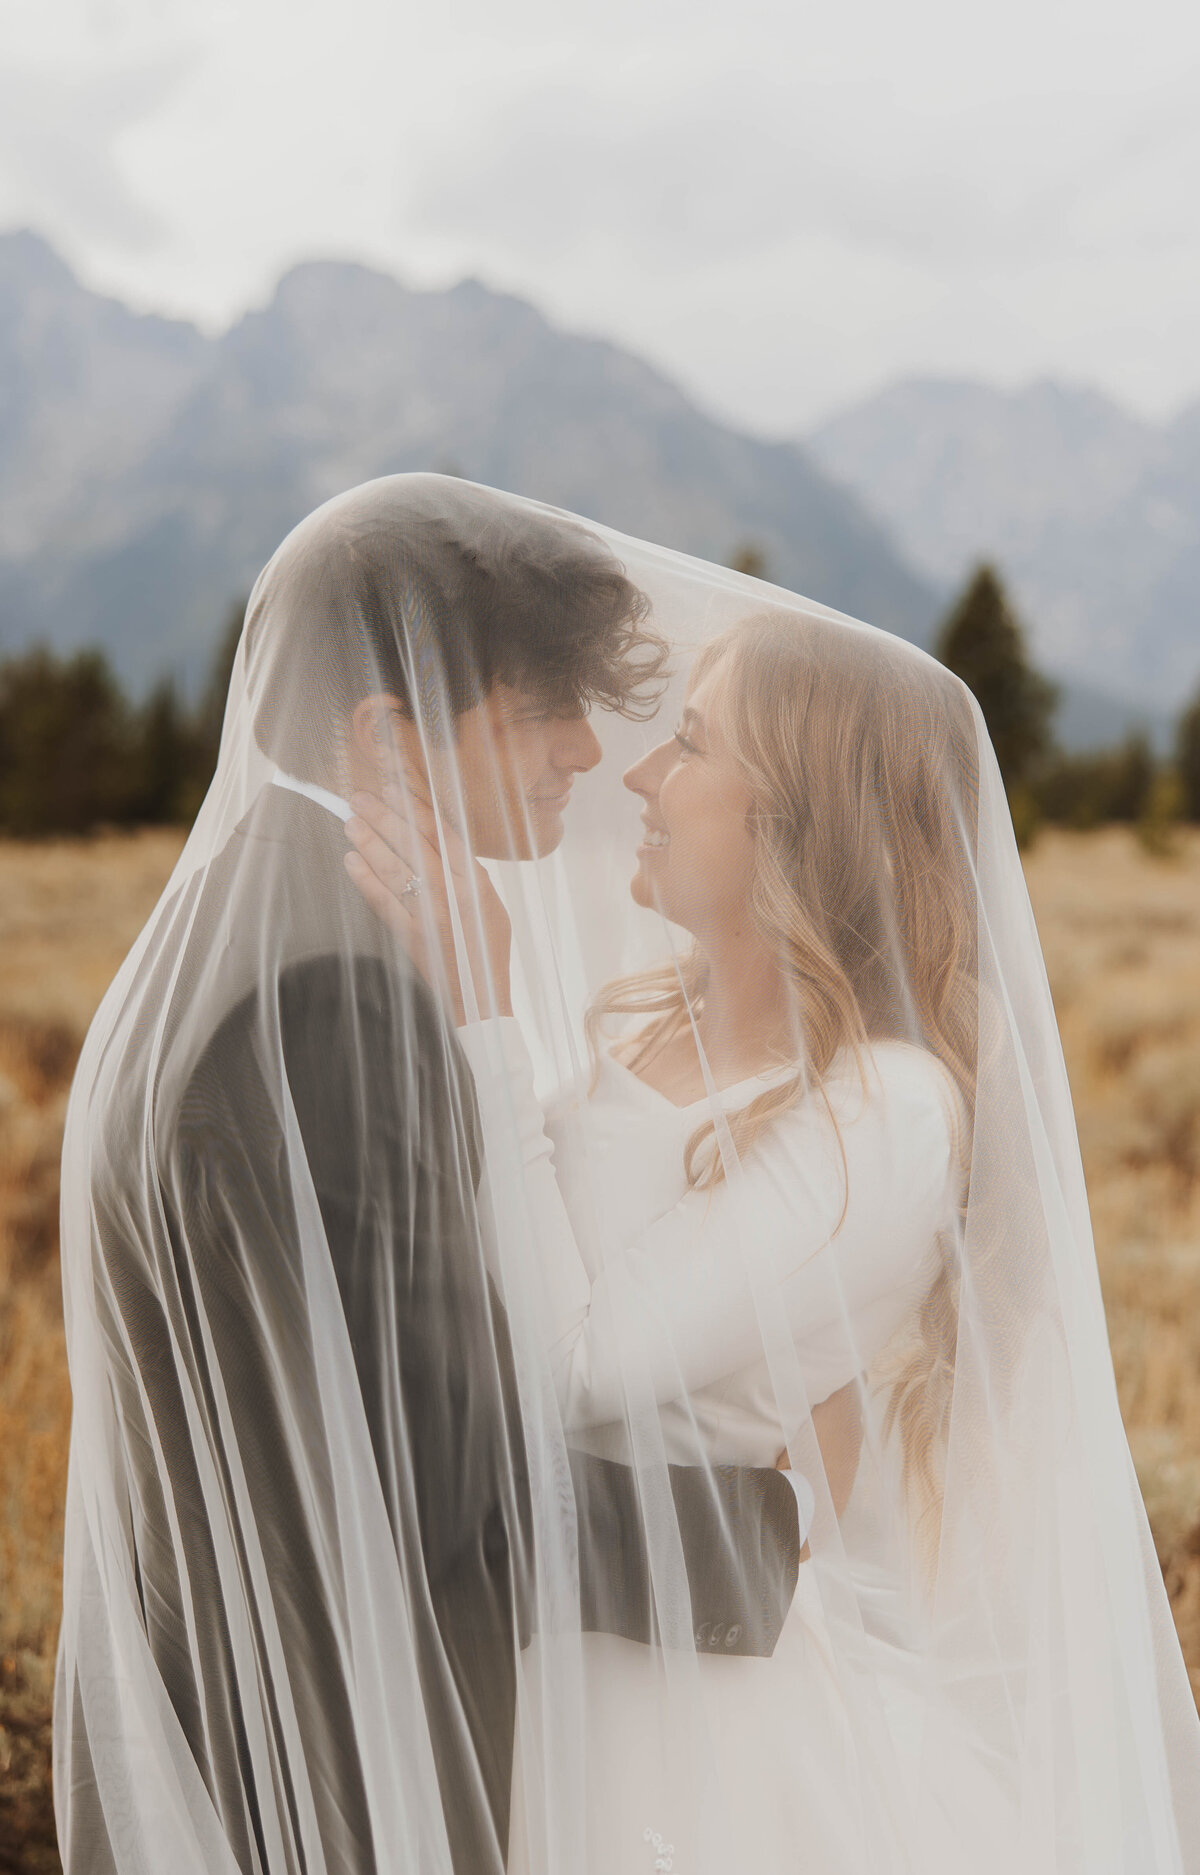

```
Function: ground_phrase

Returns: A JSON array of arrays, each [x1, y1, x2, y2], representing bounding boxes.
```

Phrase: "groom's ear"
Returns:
[[350, 693, 427, 786]]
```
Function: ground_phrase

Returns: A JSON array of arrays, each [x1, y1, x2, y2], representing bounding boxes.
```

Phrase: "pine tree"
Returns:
[[131, 681, 196, 824], [728, 542, 768, 582], [1104, 733, 1155, 823], [195, 601, 246, 758], [935, 564, 1058, 793], [1179, 688, 1200, 823], [176, 599, 246, 819], [0, 647, 135, 836]]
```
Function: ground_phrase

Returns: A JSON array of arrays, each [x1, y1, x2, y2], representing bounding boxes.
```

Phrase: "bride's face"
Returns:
[[623, 658, 758, 937]]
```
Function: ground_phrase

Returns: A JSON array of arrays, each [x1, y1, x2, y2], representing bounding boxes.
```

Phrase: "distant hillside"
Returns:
[[808, 376, 1200, 711], [0, 231, 937, 691]]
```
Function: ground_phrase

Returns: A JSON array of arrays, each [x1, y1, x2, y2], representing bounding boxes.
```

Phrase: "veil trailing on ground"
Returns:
[[55, 475, 1200, 1874]]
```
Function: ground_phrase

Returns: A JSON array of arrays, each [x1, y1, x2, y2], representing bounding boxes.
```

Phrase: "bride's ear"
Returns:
[[350, 693, 428, 787]]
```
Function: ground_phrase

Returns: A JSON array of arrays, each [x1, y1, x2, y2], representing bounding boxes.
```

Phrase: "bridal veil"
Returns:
[[54, 475, 1200, 1872]]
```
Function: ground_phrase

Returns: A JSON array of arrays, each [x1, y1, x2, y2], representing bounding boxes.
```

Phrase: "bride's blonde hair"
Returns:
[[588, 609, 980, 1541]]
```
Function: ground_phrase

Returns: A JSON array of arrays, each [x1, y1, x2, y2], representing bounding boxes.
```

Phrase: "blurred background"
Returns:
[[3, 2, 1200, 1867]]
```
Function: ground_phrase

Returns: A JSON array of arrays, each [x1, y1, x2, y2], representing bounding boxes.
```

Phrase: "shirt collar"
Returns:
[[270, 768, 353, 824]]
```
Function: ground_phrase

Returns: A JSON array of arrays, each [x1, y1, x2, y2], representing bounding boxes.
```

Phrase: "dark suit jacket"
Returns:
[[63, 787, 801, 1875]]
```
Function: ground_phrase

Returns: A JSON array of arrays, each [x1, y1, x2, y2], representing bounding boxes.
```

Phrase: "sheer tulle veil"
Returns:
[[54, 474, 1200, 1873]]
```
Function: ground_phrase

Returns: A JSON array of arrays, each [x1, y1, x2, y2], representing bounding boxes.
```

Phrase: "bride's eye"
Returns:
[[673, 727, 698, 755]]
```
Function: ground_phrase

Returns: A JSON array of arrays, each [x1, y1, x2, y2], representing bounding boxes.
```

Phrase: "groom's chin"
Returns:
[[515, 807, 567, 860]]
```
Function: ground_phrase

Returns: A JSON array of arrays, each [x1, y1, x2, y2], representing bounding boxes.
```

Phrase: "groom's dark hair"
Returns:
[[248, 475, 667, 783]]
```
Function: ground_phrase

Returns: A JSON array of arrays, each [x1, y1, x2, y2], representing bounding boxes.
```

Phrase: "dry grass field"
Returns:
[[1, 825, 1198, 1870], [1023, 829, 1200, 1680], [0, 830, 186, 1873]]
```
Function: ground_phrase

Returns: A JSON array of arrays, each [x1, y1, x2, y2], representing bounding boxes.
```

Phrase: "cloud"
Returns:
[[0, 50, 197, 251], [405, 65, 1200, 284], [7, 0, 1200, 430]]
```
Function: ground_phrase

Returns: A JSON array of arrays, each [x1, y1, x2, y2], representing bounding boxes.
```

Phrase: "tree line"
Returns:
[[936, 563, 1200, 848], [0, 605, 243, 837], [0, 568, 1197, 840]]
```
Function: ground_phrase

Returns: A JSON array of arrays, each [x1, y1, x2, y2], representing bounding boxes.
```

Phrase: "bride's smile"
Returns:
[[624, 660, 759, 937]]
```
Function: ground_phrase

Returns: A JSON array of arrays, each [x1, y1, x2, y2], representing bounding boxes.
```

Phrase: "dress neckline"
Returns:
[[600, 1047, 797, 1114]]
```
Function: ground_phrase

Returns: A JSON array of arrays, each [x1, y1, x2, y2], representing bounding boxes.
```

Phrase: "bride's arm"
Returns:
[[460, 1019, 955, 1434], [461, 1017, 812, 1647]]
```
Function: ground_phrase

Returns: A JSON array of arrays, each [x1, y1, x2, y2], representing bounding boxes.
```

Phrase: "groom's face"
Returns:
[[432, 683, 602, 860]]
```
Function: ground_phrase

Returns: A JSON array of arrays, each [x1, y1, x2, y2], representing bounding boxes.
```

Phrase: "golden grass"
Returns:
[[0, 831, 185, 1872], [1024, 828, 1200, 1693], [0, 824, 1198, 1868]]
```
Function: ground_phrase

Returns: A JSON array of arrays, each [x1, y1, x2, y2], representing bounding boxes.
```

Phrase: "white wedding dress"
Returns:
[[460, 1023, 1029, 1875]]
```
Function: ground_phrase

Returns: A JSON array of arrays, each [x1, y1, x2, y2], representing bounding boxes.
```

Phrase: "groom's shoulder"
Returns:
[[174, 945, 480, 1195], [274, 948, 462, 1074], [192, 942, 466, 1093], [192, 787, 407, 997], [168, 786, 476, 1120]]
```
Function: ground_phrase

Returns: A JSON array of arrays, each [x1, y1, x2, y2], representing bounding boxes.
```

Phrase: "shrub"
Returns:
[[1034, 735, 1157, 830]]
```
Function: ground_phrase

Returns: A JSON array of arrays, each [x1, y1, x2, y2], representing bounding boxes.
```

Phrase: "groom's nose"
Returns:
[[552, 715, 603, 774]]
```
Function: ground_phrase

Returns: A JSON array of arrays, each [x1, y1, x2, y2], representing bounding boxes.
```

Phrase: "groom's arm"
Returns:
[[569, 1449, 804, 1657], [568, 1380, 862, 1659]]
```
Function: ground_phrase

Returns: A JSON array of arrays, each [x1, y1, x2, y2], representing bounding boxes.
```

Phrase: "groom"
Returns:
[[65, 478, 810, 1875]]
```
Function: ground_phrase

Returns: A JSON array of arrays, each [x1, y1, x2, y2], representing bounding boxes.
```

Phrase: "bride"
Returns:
[[345, 591, 1196, 1872]]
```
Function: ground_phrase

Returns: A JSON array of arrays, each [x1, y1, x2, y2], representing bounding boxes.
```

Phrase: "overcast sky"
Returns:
[[3, 0, 1199, 434]]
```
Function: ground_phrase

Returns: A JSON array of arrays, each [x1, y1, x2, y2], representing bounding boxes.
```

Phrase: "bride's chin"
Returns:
[[630, 862, 658, 910]]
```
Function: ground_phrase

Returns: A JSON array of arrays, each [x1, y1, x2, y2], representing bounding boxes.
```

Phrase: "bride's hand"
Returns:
[[343, 776, 513, 1027]]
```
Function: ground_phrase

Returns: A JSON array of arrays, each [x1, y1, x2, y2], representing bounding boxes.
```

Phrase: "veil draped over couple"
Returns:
[[55, 476, 1200, 1873]]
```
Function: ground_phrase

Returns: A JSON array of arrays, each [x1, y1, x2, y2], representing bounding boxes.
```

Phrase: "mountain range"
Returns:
[[0, 230, 934, 695], [0, 229, 1192, 748], [808, 377, 1200, 716]]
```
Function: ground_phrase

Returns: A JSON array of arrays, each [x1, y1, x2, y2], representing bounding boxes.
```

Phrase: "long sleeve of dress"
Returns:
[[458, 1020, 957, 1433]]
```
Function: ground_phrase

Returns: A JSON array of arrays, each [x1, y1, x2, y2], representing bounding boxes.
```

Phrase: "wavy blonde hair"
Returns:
[[588, 610, 980, 1544]]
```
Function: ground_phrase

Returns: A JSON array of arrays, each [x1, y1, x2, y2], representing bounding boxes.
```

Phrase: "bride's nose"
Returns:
[[623, 739, 674, 798]]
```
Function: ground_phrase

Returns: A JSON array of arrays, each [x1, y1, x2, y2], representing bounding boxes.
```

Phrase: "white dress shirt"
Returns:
[[271, 768, 353, 823]]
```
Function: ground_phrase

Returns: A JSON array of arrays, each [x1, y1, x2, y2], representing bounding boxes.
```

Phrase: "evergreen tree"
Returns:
[[934, 564, 1058, 792], [176, 599, 246, 819], [1104, 733, 1155, 823], [131, 680, 197, 825], [0, 647, 135, 836], [728, 542, 768, 582], [0, 602, 249, 837], [1178, 688, 1200, 823], [1034, 734, 1156, 829], [197, 602, 244, 751]]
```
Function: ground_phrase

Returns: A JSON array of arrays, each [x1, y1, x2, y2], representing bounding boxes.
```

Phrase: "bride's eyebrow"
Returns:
[[679, 705, 704, 733]]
